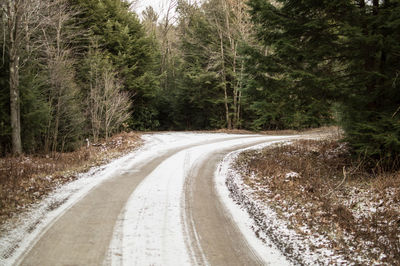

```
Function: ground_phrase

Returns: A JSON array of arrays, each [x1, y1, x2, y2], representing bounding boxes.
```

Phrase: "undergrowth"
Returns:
[[235, 139, 400, 264], [0, 132, 142, 225]]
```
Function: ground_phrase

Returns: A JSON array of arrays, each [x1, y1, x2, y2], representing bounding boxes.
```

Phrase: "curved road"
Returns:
[[14, 134, 294, 265]]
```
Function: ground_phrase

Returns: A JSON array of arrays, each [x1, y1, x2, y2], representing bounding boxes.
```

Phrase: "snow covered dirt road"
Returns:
[[3, 133, 295, 266]]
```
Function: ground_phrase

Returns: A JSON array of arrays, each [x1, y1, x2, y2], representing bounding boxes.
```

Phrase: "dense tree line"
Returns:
[[247, 0, 400, 166], [1, 0, 399, 167], [0, 0, 158, 154]]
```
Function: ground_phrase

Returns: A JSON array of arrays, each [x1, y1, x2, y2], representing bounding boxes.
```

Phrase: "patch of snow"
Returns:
[[0, 151, 148, 265], [114, 151, 192, 266], [215, 142, 292, 266], [285, 172, 300, 179]]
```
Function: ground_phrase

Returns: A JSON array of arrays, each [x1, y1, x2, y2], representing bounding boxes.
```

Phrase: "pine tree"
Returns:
[[175, 1, 227, 129], [247, 0, 400, 166], [71, 0, 160, 130]]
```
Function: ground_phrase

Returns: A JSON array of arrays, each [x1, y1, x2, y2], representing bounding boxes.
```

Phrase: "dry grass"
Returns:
[[0, 132, 142, 225], [235, 139, 400, 264], [198, 126, 340, 137]]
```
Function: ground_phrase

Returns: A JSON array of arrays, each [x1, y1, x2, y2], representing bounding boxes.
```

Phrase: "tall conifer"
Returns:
[[248, 0, 400, 166]]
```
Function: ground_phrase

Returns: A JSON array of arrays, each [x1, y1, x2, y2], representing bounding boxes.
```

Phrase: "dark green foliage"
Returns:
[[19, 68, 50, 153], [247, 0, 400, 167], [71, 0, 161, 130], [244, 0, 336, 130], [242, 43, 332, 130], [177, 69, 226, 130], [0, 42, 51, 154], [0, 0, 398, 167], [338, 1, 400, 166], [0, 60, 10, 155], [0, 0, 154, 154], [173, 3, 228, 129]]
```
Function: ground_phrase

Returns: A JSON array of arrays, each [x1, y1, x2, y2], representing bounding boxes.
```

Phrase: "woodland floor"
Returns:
[[232, 138, 400, 265]]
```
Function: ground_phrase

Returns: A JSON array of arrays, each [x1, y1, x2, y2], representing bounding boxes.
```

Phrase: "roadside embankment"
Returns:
[[226, 138, 399, 265]]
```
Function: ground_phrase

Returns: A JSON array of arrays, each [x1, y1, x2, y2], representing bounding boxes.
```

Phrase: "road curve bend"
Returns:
[[13, 134, 294, 266]]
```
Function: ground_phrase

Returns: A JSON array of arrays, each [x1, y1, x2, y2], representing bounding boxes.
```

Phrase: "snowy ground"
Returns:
[[217, 145, 346, 265], [222, 139, 400, 265], [214, 142, 293, 266], [0, 132, 297, 265]]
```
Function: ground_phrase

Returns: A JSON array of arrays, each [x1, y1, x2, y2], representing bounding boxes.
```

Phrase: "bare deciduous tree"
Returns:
[[87, 46, 131, 142], [207, 0, 253, 129], [103, 69, 131, 139], [41, 0, 83, 153], [226, 0, 253, 129], [158, 0, 179, 90]]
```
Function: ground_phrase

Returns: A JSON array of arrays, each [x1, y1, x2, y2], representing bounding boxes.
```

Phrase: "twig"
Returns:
[[327, 166, 347, 197], [393, 70, 399, 88], [392, 105, 400, 118], [335, 166, 347, 190]]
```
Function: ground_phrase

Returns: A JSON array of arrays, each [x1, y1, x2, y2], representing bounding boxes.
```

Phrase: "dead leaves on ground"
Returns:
[[235, 139, 400, 264]]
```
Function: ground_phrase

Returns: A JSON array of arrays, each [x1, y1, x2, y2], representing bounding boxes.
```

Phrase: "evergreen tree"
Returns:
[[1, 0, 83, 154], [248, 0, 400, 166], [0, 0, 44, 155], [175, 1, 227, 129], [244, 0, 334, 130], [173, 0, 254, 130], [0, 57, 11, 155], [71, 0, 161, 130]]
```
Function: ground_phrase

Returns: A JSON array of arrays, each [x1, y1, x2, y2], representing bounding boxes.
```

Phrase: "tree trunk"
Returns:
[[8, 0, 23, 155], [234, 60, 244, 128], [9, 47, 22, 155], [237, 90, 242, 128], [52, 93, 61, 153], [218, 27, 231, 130], [224, 0, 238, 129], [232, 44, 238, 129]]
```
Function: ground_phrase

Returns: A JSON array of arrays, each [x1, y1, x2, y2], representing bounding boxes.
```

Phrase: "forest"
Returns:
[[1, 0, 399, 168]]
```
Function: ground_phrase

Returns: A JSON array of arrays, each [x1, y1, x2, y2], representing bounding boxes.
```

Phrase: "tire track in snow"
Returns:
[[12, 134, 248, 266], [107, 135, 295, 265], [107, 149, 192, 265], [5, 133, 295, 266]]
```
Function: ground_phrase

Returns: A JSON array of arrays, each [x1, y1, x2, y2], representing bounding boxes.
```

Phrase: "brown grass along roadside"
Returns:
[[0, 132, 142, 225], [235, 139, 400, 264], [211, 126, 340, 136]]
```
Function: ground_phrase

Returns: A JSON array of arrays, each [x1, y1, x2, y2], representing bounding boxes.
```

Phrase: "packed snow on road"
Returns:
[[0, 132, 294, 265]]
